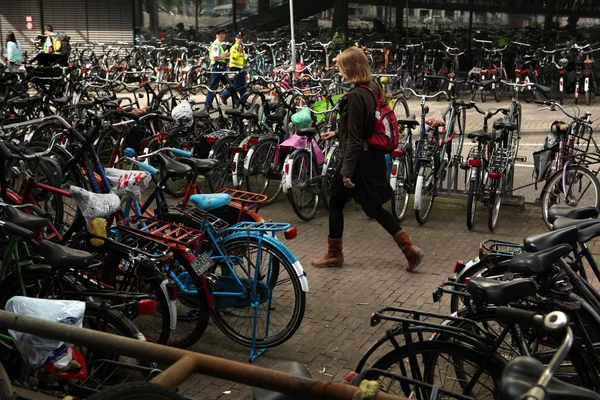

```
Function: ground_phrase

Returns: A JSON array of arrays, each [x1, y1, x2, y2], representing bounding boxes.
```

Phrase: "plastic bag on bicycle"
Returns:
[[6, 297, 85, 369]]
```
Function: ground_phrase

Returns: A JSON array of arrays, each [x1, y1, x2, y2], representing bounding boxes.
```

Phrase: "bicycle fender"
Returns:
[[282, 154, 293, 192], [232, 153, 241, 187], [222, 232, 309, 293], [244, 147, 255, 171]]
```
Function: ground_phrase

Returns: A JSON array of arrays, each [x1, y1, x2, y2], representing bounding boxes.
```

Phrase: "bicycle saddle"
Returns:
[[548, 205, 599, 224], [466, 277, 538, 305], [508, 244, 572, 276], [193, 109, 210, 119], [552, 217, 600, 231], [500, 356, 600, 400], [266, 112, 285, 123], [189, 193, 231, 212], [425, 117, 446, 127], [241, 104, 260, 120], [398, 116, 419, 128], [493, 121, 517, 131], [578, 223, 600, 244], [467, 131, 492, 142], [524, 226, 579, 252], [297, 128, 317, 137], [155, 153, 192, 178], [37, 240, 98, 270], [178, 157, 218, 174], [253, 362, 312, 400], [224, 108, 242, 117], [2, 206, 48, 230], [51, 96, 71, 106]]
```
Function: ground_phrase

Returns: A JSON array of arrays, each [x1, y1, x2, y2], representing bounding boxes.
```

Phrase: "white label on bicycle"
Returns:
[[191, 252, 214, 275]]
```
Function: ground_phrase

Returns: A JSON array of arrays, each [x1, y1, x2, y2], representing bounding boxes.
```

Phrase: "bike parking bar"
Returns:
[[0, 310, 406, 400]]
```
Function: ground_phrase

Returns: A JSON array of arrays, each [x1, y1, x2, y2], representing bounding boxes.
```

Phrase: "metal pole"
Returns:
[[405, 0, 409, 45], [467, 0, 474, 70], [289, 0, 296, 83], [233, 0, 237, 33], [0, 311, 406, 400]]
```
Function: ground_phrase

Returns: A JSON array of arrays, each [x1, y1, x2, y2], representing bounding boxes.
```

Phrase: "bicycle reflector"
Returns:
[[391, 149, 404, 158], [453, 260, 465, 273], [488, 172, 502, 180], [205, 136, 217, 144], [166, 282, 178, 300], [468, 159, 481, 167], [232, 146, 243, 153], [249, 137, 260, 145], [280, 146, 294, 154], [343, 371, 358, 383], [138, 299, 158, 315], [284, 227, 297, 240]]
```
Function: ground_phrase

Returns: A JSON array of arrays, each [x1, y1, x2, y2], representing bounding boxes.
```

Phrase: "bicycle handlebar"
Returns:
[[534, 100, 590, 123]]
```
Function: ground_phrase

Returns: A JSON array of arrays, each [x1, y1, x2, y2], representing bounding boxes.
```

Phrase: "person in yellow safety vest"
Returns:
[[205, 28, 229, 110], [221, 32, 246, 106]]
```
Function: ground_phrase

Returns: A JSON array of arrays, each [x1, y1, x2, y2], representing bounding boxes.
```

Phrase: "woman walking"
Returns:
[[5, 32, 22, 73], [312, 47, 424, 271]]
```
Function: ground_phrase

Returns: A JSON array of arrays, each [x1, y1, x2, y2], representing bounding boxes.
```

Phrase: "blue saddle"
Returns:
[[190, 193, 231, 211]]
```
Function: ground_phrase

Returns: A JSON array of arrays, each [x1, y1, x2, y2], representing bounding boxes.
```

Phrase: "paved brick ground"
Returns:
[[177, 195, 565, 399]]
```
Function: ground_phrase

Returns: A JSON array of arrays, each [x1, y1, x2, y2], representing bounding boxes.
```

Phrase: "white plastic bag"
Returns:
[[171, 100, 193, 127], [70, 186, 121, 222], [105, 168, 152, 200], [6, 297, 85, 369]]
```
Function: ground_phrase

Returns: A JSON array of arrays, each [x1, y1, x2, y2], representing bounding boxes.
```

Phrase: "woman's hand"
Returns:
[[321, 130, 336, 141], [343, 176, 355, 189]]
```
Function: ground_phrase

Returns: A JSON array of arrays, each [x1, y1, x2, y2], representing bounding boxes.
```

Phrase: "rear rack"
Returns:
[[218, 188, 267, 206], [117, 216, 204, 247], [482, 239, 523, 257], [224, 221, 290, 233], [89, 227, 171, 260], [172, 204, 229, 231]]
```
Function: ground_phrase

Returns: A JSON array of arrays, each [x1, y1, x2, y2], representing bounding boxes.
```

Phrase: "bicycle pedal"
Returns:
[[515, 156, 527, 163]]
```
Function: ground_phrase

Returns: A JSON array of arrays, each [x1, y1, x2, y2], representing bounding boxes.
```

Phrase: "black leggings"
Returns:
[[329, 195, 401, 239]]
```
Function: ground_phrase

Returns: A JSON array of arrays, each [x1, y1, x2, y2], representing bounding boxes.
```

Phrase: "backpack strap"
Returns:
[[358, 82, 385, 103]]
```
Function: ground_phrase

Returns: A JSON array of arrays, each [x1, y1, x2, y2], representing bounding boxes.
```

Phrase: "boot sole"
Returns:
[[311, 262, 344, 268]]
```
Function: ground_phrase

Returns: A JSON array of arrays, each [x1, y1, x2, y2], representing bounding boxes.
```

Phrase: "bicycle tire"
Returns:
[[540, 165, 600, 230], [392, 96, 410, 119], [481, 86, 487, 102], [586, 88, 592, 106], [210, 236, 305, 348], [321, 145, 340, 211], [287, 150, 319, 221], [488, 178, 503, 231], [466, 175, 477, 230], [414, 164, 436, 224], [392, 157, 410, 222], [86, 382, 184, 400], [207, 136, 236, 193], [368, 340, 504, 398], [244, 138, 281, 203]]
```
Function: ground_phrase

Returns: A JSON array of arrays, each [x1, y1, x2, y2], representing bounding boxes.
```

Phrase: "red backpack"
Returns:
[[359, 83, 399, 153]]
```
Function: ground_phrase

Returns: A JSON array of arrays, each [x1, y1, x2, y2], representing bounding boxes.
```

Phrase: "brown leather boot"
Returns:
[[393, 230, 424, 272], [311, 237, 344, 268]]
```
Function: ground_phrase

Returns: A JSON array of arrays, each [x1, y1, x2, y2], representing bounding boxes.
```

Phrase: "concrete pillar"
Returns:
[[145, 0, 159, 36], [544, 0, 557, 31], [332, 0, 348, 47], [258, 0, 270, 13], [396, 6, 403, 31]]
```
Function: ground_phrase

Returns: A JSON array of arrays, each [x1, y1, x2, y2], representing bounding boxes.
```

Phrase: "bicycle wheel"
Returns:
[[368, 340, 504, 398], [211, 236, 306, 348], [245, 138, 282, 204], [452, 109, 466, 163], [287, 150, 319, 221], [86, 383, 184, 400], [488, 178, 503, 231], [392, 96, 410, 119], [207, 136, 236, 193], [321, 145, 341, 211], [414, 164, 436, 224], [392, 157, 410, 222], [466, 174, 478, 230], [540, 165, 600, 230]]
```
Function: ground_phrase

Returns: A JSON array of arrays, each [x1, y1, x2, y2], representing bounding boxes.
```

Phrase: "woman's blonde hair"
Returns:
[[336, 47, 372, 84]]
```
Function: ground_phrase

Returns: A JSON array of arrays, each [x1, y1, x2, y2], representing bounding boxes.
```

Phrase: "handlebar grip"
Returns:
[[496, 307, 543, 326], [0, 221, 35, 239], [138, 162, 159, 176], [171, 148, 192, 158]]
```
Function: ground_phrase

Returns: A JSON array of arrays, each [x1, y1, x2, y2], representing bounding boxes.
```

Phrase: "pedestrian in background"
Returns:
[[5, 32, 22, 73], [43, 24, 56, 54], [312, 47, 424, 272], [332, 26, 346, 50], [205, 29, 229, 110], [221, 32, 246, 106]]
